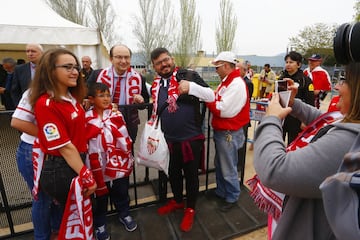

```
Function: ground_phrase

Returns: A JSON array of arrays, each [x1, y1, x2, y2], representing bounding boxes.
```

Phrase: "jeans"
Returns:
[[92, 177, 130, 228], [16, 141, 62, 239], [213, 128, 245, 203], [40, 155, 77, 207]]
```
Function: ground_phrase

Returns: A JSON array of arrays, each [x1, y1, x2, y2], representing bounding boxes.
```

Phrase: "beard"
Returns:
[[158, 64, 175, 79]]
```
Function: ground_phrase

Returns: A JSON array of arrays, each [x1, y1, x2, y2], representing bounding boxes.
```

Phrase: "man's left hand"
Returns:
[[178, 80, 190, 94]]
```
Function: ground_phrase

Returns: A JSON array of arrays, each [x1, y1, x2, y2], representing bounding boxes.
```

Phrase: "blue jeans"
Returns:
[[16, 141, 62, 239], [92, 177, 130, 228], [213, 128, 245, 203]]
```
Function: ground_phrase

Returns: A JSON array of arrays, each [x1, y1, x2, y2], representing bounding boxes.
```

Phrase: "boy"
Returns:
[[86, 83, 136, 240]]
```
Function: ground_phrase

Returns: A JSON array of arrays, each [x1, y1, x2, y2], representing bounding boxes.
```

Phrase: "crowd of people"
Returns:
[[1, 40, 357, 240]]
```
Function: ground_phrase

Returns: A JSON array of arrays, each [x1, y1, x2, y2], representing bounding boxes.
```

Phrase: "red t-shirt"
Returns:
[[304, 67, 331, 91], [35, 93, 87, 156]]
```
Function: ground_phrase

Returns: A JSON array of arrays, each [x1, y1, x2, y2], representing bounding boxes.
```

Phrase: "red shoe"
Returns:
[[157, 199, 184, 215], [180, 208, 195, 232]]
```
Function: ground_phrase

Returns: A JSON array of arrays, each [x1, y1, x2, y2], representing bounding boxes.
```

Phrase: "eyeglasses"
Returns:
[[337, 79, 346, 86], [153, 57, 171, 67], [95, 94, 111, 98], [113, 55, 130, 61], [55, 64, 81, 72], [214, 63, 224, 70]]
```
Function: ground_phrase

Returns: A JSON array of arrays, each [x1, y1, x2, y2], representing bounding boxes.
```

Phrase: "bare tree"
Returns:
[[216, 0, 237, 53], [45, 0, 86, 25], [88, 0, 119, 46], [133, 0, 177, 68], [355, 0, 360, 21], [175, 0, 201, 68], [46, 0, 120, 47]]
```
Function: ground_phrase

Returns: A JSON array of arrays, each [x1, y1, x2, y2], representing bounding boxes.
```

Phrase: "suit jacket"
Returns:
[[11, 62, 32, 106]]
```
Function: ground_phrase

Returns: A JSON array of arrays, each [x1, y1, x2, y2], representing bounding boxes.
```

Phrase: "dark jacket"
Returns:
[[11, 63, 32, 106]]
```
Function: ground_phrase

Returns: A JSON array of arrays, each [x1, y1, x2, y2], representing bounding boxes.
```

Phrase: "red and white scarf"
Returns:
[[96, 66, 142, 105], [86, 108, 133, 196], [58, 176, 94, 240], [32, 138, 44, 200], [149, 67, 180, 122], [247, 110, 343, 237]]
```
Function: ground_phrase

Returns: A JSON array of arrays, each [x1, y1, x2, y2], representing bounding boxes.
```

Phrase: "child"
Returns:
[[86, 83, 136, 240]]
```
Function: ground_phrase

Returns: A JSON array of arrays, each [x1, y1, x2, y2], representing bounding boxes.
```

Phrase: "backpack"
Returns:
[[320, 133, 360, 240]]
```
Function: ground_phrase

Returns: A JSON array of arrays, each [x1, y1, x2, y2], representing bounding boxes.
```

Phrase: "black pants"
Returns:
[[168, 140, 203, 209]]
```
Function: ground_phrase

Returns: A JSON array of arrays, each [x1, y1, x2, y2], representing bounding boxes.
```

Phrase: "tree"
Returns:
[[88, 0, 119, 46], [355, 0, 360, 21], [46, 0, 120, 48], [45, 0, 87, 25], [174, 0, 202, 68], [133, 0, 177, 68], [289, 23, 337, 66], [216, 0, 237, 53]]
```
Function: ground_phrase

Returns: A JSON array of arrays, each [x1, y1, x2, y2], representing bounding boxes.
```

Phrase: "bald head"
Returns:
[[25, 44, 43, 64]]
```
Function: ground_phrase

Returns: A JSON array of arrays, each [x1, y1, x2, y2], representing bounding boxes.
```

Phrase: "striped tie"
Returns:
[[113, 77, 121, 104]]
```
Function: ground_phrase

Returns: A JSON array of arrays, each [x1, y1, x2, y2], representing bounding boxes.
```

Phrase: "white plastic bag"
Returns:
[[136, 117, 169, 175]]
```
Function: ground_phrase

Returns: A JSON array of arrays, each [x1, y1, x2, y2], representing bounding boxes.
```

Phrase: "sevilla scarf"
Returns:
[[150, 67, 180, 122], [58, 176, 94, 240], [86, 108, 133, 196], [32, 138, 44, 200], [247, 110, 343, 221], [96, 66, 142, 104]]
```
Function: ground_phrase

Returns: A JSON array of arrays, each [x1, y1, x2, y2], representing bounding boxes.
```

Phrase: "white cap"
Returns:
[[211, 51, 238, 65]]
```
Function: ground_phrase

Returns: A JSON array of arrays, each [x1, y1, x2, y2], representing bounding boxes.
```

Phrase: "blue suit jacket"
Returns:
[[11, 62, 32, 106]]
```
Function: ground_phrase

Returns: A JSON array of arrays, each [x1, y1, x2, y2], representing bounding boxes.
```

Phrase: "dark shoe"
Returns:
[[95, 225, 110, 240], [219, 201, 237, 212], [157, 199, 184, 215], [180, 208, 195, 232], [119, 215, 137, 232], [205, 189, 224, 200]]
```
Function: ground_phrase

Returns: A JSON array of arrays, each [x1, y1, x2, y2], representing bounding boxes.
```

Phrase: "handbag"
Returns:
[[136, 116, 170, 175], [320, 133, 360, 240]]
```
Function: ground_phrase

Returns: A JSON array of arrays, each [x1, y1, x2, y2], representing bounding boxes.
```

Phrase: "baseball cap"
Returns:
[[308, 54, 322, 61], [211, 51, 238, 65]]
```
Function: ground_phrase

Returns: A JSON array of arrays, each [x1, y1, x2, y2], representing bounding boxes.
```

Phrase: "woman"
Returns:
[[279, 51, 314, 144], [29, 48, 96, 209], [253, 62, 360, 239]]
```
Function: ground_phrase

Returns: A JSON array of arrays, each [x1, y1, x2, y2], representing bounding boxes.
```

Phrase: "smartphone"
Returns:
[[275, 80, 288, 93]]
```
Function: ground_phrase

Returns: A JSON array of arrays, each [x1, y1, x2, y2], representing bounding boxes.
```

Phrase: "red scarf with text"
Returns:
[[86, 108, 133, 196], [58, 177, 93, 240], [247, 110, 343, 221], [150, 67, 180, 122], [96, 66, 142, 105]]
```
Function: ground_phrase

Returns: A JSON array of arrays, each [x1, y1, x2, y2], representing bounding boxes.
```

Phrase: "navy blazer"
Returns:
[[11, 62, 32, 106]]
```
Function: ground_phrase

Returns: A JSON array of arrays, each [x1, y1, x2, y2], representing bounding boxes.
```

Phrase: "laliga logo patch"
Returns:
[[43, 123, 60, 141], [147, 136, 159, 155]]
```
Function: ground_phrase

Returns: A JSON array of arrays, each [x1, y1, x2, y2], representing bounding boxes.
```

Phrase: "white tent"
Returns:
[[0, 0, 109, 68]]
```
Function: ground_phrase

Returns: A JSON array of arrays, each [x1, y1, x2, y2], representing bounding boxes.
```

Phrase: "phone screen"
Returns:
[[276, 80, 288, 92]]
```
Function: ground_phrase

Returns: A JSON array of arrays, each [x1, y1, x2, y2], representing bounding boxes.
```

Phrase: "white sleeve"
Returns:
[[188, 81, 215, 102]]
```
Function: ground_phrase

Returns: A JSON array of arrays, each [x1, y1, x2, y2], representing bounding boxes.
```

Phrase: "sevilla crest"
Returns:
[[147, 136, 159, 155]]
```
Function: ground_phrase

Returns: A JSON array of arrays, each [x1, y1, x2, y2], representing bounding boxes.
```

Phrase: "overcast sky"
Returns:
[[111, 0, 356, 56]]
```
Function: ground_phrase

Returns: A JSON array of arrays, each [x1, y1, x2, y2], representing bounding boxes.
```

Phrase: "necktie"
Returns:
[[113, 77, 121, 104]]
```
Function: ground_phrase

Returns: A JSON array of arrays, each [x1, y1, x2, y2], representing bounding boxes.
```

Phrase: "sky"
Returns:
[[111, 0, 356, 56]]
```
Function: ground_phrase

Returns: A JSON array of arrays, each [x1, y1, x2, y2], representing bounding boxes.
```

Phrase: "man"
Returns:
[[304, 54, 332, 108], [259, 63, 276, 98], [11, 43, 43, 106], [90, 44, 149, 142], [151, 47, 214, 232], [207, 51, 250, 211], [0, 58, 16, 110], [80, 56, 93, 82]]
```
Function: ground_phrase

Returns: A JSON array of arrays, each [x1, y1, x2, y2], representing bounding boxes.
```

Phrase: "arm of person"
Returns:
[[59, 143, 97, 196], [11, 118, 38, 136], [182, 81, 215, 102]]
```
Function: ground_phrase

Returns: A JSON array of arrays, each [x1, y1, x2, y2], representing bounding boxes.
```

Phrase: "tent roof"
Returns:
[[0, 0, 100, 46]]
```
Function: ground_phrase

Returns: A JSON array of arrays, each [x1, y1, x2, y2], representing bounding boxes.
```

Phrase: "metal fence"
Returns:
[[0, 104, 248, 239]]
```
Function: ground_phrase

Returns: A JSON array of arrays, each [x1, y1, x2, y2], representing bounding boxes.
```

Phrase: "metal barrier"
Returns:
[[0, 103, 247, 238]]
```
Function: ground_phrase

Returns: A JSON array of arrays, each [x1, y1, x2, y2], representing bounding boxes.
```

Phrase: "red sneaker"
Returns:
[[157, 199, 184, 215], [180, 208, 195, 232]]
